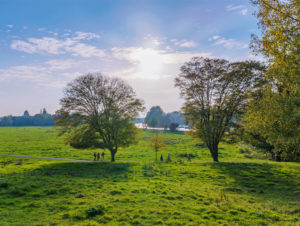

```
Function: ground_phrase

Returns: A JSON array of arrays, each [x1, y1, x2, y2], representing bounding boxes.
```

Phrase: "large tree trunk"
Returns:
[[208, 143, 219, 162], [110, 149, 117, 162]]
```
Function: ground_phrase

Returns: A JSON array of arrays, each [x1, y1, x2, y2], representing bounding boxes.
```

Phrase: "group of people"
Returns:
[[93, 152, 105, 161], [160, 153, 172, 162], [93, 152, 192, 162]]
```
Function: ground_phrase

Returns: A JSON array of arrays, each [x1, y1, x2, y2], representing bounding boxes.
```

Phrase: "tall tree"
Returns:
[[244, 0, 300, 161], [175, 57, 265, 162], [54, 73, 145, 162]]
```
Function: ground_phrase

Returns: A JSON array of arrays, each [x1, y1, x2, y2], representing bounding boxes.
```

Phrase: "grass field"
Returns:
[[0, 127, 299, 225]]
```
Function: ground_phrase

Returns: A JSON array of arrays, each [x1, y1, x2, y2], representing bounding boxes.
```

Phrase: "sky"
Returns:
[[0, 0, 261, 117]]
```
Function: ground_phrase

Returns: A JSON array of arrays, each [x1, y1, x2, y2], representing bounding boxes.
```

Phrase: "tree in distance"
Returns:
[[145, 106, 165, 128], [169, 122, 179, 132], [54, 73, 145, 162], [148, 117, 159, 128], [175, 57, 265, 162], [149, 132, 166, 161]]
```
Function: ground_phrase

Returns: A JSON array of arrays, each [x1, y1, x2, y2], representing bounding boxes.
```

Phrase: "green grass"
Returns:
[[0, 127, 299, 225]]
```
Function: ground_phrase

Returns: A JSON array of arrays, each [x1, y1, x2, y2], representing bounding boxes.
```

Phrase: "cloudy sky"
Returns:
[[0, 0, 261, 116]]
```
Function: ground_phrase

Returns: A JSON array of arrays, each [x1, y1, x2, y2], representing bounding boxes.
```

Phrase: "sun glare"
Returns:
[[130, 48, 165, 79]]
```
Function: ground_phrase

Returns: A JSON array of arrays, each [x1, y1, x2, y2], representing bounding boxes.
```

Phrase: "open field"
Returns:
[[0, 127, 299, 225]]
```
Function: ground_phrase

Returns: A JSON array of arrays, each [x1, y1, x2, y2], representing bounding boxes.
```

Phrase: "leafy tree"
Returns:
[[149, 132, 166, 161], [244, 0, 300, 161], [169, 122, 179, 132], [23, 110, 30, 117], [148, 117, 158, 128], [54, 73, 145, 162], [175, 57, 265, 162], [0, 116, 13, 126], [145, 106, 166, 128], [165, 111, 184, 126]]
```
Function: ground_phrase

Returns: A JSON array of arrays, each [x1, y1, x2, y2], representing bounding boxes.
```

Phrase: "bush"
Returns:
[[85, 205, 105, 218], [169, 122, 179, 132]]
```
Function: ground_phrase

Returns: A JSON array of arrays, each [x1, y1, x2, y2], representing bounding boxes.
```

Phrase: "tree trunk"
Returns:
[[110, 149, 117, 162], [275, 152, 282, 162], [156, 151, 158, 161], [208, 143, 219, 162], [212, 152, 219, 162]]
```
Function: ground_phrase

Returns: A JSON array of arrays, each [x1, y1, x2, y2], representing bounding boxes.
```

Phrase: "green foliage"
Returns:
[[145, 106, 165, 128], [145, 106, 184, 128], [64, 125, 105, 149], [244, 0, 300, 161], [147, 117, 158, 128]]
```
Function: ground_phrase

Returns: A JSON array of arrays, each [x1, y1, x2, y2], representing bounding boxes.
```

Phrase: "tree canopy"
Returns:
[[175, 57, 265, 162], [243, 0, 300, 161], [54, 73, 145, 162]]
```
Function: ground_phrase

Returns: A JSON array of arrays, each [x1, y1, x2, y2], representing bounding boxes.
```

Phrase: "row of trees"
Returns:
[[0, 109, 53, 126]]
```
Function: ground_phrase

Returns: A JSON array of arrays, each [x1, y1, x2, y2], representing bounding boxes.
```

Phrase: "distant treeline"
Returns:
[[0, 107, 184, 128], [0, 109, 54, 127]]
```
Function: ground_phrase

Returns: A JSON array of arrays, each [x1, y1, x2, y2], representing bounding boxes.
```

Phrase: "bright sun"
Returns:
[[130, 48, 165, 79]]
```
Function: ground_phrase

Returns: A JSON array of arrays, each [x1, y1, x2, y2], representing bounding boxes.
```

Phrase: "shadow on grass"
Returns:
[[23, 161, 135, 180], [208, 162, 300, 202]]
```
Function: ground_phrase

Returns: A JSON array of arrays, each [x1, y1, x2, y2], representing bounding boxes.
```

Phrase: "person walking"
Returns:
[[160, 154, 164, 161], [97, 152, 100, 161], [93, 152, 96, 161], [188, 153, 191, 162], [101, 151, 105, 160], [167, 153, 171, 162]]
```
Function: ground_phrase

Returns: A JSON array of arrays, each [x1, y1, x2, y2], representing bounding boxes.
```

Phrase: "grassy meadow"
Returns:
[[0, 127, 299, 225]]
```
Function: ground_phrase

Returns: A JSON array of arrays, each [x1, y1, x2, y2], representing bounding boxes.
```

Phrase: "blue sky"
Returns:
[[0, 0, 260, 116]]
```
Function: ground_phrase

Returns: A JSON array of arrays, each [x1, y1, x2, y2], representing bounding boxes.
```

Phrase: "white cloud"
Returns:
[[73, 31, 100, 40], [0, 59, 86, 87], [11, 34, 105, 58], [143, 34, 163, 46], [226, 5, 244, 11], [179, 41, 197, 48], [209, 35, 248, 49], [226, 4, 248, 16], [7, 24, 13, 28], [240, 9, 248, 15], [171, 39, 197, 48], [66, 43, 105, 57], [45, 59, 80, 70]]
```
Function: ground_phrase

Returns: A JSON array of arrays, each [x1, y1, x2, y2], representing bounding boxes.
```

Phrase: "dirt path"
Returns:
[[0, 153, 93, 162]]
